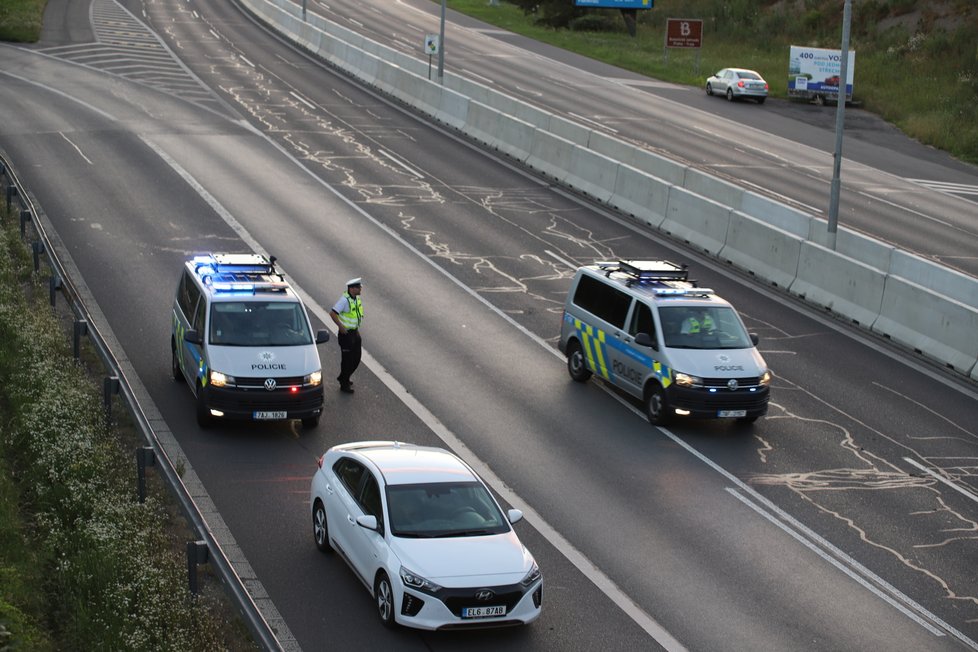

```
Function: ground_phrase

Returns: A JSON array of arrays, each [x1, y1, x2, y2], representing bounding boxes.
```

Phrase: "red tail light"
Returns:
[[738, 80, 745, 88], [317, 455, 324, 469]]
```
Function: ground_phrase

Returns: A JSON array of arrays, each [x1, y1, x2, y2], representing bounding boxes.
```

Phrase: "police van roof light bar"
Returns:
[[594, 259, 689, 282]]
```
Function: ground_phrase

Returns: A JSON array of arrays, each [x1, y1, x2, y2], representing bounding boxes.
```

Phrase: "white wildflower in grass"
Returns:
[[0, 213, 246, 649]]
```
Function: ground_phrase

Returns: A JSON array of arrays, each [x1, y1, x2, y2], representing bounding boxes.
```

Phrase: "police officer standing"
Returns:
[[330, 278, 363, 394]]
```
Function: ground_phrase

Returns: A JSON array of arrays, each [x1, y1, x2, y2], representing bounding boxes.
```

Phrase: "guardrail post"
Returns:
[[5, 184, 16, 211], [136, 446, 156, 503], [49, 275, 62, 307], [187, 540, 210, 595], [20, 209, 30, 238], [73, 319, 88, 360], [32, 241, 44, 272], [103, 375, 120, 420]]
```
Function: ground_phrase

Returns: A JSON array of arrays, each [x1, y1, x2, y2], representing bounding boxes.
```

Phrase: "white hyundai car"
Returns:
[[310, 441, 543, 629]]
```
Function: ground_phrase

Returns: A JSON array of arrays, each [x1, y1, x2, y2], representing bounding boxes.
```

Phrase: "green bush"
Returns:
[[0, 205, 251, 650], [569, 14, 622, 33]]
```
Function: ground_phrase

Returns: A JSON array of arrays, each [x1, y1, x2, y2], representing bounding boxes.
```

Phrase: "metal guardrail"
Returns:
[[0, 152, 283, 652]]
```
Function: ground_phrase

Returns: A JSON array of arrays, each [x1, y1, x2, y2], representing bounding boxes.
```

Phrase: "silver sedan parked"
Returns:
[[706, 68, 768, 104]]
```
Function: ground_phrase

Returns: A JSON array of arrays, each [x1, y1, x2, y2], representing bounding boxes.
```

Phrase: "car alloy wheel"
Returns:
[[726, 88, 734, 101], [313, 500, 332, 553], [375, 572, 396, 628]]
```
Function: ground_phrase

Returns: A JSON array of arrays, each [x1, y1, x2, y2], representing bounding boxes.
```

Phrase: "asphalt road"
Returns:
[[2, 0, 977, 649]]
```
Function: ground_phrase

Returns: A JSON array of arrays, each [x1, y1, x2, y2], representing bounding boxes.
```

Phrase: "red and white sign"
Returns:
[[665, 18, 703, 49]]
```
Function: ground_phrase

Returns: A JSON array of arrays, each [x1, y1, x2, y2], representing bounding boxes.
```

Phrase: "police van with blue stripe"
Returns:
[[171, 253, 330, 429], [558, 260, 770, 425]]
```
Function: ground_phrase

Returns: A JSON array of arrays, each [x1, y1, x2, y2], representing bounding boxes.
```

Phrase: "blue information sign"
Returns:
[[575, 0, 652, 7]]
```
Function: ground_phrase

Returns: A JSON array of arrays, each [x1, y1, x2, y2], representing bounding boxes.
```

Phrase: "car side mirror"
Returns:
[[185, 329, 202, 345], [633, 332, 657, 350], [508, 509, 523, 524], [750, 333, 759, 346], [316, 329, 330, 344], [356, 515, 378, 531]]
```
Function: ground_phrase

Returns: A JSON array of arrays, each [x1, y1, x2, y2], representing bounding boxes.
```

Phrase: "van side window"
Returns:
[[177, 271, 200, 319], [573, 275, 632, 329], [191, 295, 206, 333], [629, 302, 656, 338]]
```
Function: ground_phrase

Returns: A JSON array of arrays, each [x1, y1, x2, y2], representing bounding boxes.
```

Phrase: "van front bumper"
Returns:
[[203, 382, 324, 421], [666, 384, 769, 420]]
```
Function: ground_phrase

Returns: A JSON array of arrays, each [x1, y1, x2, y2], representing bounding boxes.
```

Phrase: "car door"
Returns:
[[346, 472, 387, 582], [185, 295, 206, 387], [327, 457, 365, 564], [612, 300, 656, 396]]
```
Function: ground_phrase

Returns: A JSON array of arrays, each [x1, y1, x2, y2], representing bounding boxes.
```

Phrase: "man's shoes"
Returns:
[[339, 384, 354, 394]]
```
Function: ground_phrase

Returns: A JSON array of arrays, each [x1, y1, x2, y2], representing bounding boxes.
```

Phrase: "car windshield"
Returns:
[[660, 305, 754, 350], [209, 301, 312, 346], [737, 71, 762, 80], [387, 482, 510, 538]]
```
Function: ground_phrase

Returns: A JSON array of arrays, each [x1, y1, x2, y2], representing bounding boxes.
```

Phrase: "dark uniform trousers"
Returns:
[[337, 329, 362, 387]]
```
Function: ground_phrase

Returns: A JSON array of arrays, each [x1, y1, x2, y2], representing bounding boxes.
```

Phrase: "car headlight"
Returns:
[[400, 566, 441, 594], [759, 370, 772, 386], [673, 371, 702, 388], [520, 562, 541, 588], [209, 371, 235, 387], [305, 370, 322, 386]]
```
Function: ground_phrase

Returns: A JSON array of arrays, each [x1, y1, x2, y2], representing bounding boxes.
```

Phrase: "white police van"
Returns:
[[171, 253, 329, 428], [558, 260, 770, 425]]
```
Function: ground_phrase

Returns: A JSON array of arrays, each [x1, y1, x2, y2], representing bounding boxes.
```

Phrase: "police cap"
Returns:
[[346, 277, 362, 288]]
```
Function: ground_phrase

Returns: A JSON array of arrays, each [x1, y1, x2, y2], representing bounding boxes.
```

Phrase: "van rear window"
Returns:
[[573, 275, 631, 329]]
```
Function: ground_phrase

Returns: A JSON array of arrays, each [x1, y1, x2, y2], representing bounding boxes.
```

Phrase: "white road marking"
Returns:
[[378, 149, 425, 178], [59, 132, 93, 165], [726, 488, 946, 637], [143, 135, 686, 651], [903, 457, 978, 505]]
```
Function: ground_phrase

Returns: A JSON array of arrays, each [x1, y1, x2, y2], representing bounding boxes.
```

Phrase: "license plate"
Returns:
[[461, 605, 506, 619], [253, 411, 287, 420], [718, 410, 747, 418]]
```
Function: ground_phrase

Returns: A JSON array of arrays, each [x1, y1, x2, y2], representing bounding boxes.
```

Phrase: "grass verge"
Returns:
[[0, 199, 256, 649], [446, 0, 978, 165]]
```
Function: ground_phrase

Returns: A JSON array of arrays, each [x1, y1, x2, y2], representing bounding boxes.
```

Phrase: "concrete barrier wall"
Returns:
[[233, 0, 978, 384], [462, 102, 535, 162], [608, 165, 670, 228], [525, 130, 575, 182], [547, 115, 591, 147], [873, 276, 978, 377], [588, 131, 687, 186], [662, 187, 731, 256], [721, 211, 803, 289], [563, 147, 619, 204], [889, 250, 978, 307], [790, 241, 886, 327], [684, 168, 745, 210], [739, 192, 812, 238]]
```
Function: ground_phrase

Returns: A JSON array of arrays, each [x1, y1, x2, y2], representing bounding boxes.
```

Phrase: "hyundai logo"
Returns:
[[475, 589, 495, 602], [727, 378, 739, 391], [264, 378, 277, 391]]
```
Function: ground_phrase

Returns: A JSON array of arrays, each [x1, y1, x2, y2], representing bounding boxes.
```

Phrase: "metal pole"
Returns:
[[437, 0, 446, 84], [826, 0, 852, 250]]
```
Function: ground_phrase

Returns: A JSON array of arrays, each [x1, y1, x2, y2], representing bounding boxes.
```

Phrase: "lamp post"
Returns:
[[437, 0, 446, 83], [826, 0, 852, 250]]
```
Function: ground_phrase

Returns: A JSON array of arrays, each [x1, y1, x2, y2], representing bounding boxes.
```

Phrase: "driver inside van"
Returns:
[[680, 308, 715, 336]]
